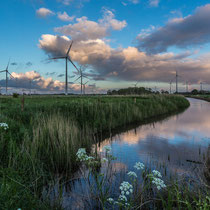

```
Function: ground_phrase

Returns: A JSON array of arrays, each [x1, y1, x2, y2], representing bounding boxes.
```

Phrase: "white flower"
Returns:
[[0, 123, 9, 130], [127, 171, 137, 178], [103, 145, 111, 153], [152, 170, 162, 178], [76, 148, 94, 162], [152, 177, 166, 190], [119, 181, 133, 200], [107, 198, 114, 203], [134, 162, 145, 170], [102, 158, 108, 163], [119, 194, 127, 202]]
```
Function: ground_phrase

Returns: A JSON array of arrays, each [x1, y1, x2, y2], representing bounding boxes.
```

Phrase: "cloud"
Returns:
[[57, 12, 75, 21], [36, 8, 55, 18], [58, 74, 65, 77], [0, 70, 105, 94], [46, 72, 56, 76], [137, 4, 210, 53], [99, 8, 127, 31], [26, 62, 33, 67], [8, 71, 78, 92], [11, 62, 18, 66], [55, 17, 107, 41], [57, 0, 89, 7], [39, 34, 210, 85], [129, 0, 139, 4], [54, 9, 127, 41], [149, 0, 159, 7]]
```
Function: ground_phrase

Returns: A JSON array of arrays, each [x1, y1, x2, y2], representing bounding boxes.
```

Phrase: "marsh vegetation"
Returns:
[[1, 95, 208, 209]]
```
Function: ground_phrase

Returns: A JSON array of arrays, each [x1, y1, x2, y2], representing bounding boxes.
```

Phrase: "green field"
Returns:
[[0, 94, 192, 209], [188, 94, 210, 102]]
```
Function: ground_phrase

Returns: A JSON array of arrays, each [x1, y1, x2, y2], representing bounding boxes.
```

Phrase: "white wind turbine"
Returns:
[[49, 41, 79, 95], [0, 59, 15, 94]]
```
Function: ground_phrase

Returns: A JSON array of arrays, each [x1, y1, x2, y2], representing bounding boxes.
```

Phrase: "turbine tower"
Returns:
[[0, 59, 14, 94], [83, 81, 89, 95], [49, 41, 79, 95], [175, 71, 178, 93], [200, 82, 203, 91], [169, 82, 172, 94]]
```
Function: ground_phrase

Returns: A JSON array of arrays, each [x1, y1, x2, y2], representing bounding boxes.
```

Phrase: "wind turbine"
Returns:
[[49, 41, 79, 95], [74, 66, 89, 94], [0, 59, 15, 94]]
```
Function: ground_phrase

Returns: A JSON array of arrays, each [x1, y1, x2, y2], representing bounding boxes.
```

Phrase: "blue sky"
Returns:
[[0, 0, 210, 93]]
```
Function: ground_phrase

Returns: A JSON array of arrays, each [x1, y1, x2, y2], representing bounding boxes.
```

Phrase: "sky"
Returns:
[[0, 0, 210, 94]]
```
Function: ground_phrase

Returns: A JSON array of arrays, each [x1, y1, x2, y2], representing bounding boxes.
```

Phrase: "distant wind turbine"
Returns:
[[74, 66, 89, 94], [49, 41, 79, 95], [0, 59, 15, 94]]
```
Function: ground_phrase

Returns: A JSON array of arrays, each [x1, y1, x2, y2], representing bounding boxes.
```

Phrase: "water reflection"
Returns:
[[101, 98, 210, 178], [52, 98, 210, 209]]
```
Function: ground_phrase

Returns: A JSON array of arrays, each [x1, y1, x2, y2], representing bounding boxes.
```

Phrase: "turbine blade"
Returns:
[[68, 58, 79, 72], [74, 76, 81, 82], [49, 56, 66, 60], [66, 41, 73, 56], [7, 71, 14, 79], [6, 58, 10, 70], [0, 70, 6, 73]]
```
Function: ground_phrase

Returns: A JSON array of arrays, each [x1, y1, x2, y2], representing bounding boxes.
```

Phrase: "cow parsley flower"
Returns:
[[134, 162, 145, 170], [103, 145, 111, 153], [119, 181, 133, 196], [0, 123, 9, 130], [107, 198, 114, 203], [102, 158, 108, 163], [127, 171, 137, 178], [152, 177, 166, 190], [152, 170, 162, 178]]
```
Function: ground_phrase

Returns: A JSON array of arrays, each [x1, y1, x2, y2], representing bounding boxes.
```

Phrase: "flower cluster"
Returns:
[[0, 123, 9, 130], [152, 177, 166, 190], [127, 171, 137, 178], [102, 158, 108, 163], [76, 148, 94, 162], [152, 170, 162, 178], [134, 162, 145, 170], [103, 145, 111, 153], [119, 181, 133, 196]]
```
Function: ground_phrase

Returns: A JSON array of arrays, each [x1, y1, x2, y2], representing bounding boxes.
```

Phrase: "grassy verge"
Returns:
[[0, 94, 190, 208], [187, 95, 210, 102]]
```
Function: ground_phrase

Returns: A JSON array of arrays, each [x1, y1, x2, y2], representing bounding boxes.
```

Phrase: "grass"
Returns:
[[187, 94, 210, 102], [0, 94, 190, 208]]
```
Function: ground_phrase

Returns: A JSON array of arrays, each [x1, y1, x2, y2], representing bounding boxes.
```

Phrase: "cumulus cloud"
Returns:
[[57, 12, 75, 21], [55, 17, 107, 41], [39, 34, 210, 84], [149, 0, 159, 7], [36, 7, 55, 18], [99, 8, 127, 31], [0, 70, 104, 94], [137, 4, 210, 53], [54, 9, 127, 41]]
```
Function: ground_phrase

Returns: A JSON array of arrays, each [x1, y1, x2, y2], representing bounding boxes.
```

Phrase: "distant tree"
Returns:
[[191, 89, 199, 95]]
